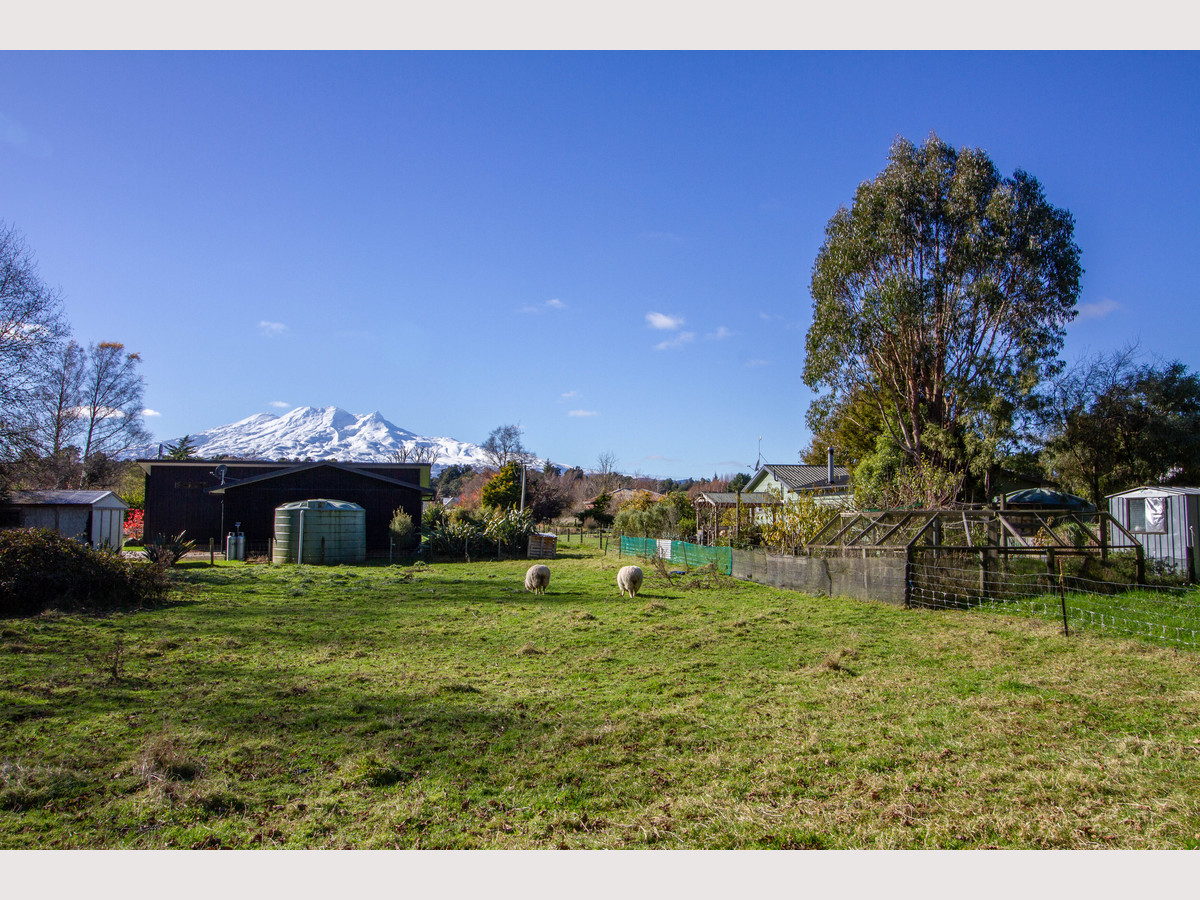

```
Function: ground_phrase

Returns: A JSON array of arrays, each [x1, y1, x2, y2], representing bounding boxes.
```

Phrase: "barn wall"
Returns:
[[141, 462, 430, 546], [142, 462, 292, 544], [221, 468, 423, 551]]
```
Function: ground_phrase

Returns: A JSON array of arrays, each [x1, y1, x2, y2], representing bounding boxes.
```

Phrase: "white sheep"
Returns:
[[617, 565, 643, 598], [524, 564, 551, 595]]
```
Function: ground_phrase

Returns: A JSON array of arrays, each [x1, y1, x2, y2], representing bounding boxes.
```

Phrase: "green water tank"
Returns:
[[272, 499, 367, 565]]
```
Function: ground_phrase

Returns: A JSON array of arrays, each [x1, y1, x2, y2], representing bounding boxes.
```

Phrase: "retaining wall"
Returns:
[[731, 548, 908, 606]]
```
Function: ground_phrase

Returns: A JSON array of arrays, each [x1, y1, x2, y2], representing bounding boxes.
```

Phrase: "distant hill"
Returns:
[[129, 406, 497, 473]]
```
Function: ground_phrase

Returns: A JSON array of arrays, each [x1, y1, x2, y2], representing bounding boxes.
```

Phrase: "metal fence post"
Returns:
[[904, 545, 914, 607]]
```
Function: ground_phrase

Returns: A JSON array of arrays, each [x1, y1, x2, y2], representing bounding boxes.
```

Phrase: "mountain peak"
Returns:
[[132, 408, 493, 471]]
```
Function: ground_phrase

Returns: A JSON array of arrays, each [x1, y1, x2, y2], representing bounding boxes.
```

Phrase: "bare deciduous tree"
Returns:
[[0, 222, 69, 462], [388, 442, 440, 466], [481, 424, 532, 470], [35, 339, 85, 455], [593, 450, 620, 494], [79, 341, 150, 462]]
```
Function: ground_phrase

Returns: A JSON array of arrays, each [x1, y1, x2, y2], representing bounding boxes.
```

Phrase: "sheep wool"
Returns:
[[617, 565, 643, 598], [524, 564, 551, 595]]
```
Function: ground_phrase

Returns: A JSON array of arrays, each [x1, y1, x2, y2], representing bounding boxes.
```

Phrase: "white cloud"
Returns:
[[568, 409, 600, 417], [72, 405, 125, 419], [708, 326, 733, 340], [646, 312, 685, 331], [269, 400, 290, 409], [654, 332, 696, 351], [1077, 298, 1122, 320], [143, 408, 162, 418], [744, 359, 770, 367], [520, 298, 567, 314], [258, 320, 288, 337], [561, 390, 580, 399], [644, 454, 678, 462]]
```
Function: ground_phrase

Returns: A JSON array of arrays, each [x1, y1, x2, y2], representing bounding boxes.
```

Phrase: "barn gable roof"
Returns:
[[208, 461, 432, 497]]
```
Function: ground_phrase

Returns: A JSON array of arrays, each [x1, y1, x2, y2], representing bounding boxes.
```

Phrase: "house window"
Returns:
[[1128, 497, 1168, 534]]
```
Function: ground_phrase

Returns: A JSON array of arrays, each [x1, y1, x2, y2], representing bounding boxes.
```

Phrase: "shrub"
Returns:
[[0, 528, 169, 616], [613, 491, 697, 541], [758, 490, 842, 553], [123, 508, 144, 542], [388, 508, 417, 550]]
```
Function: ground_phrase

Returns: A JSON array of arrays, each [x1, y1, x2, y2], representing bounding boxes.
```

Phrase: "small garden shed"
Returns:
[[1, 490, 128, 549], [1107, 486, 1200, 580]]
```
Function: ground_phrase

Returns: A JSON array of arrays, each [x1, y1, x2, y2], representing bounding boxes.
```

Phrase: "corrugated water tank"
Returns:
[[272, 499, 367, 565]]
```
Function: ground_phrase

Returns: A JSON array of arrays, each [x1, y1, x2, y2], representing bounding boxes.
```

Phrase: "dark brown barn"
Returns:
[[139, 459, 432, 554]]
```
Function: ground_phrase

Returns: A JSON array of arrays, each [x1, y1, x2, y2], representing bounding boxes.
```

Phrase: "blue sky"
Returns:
[[2, 50, 1198, 478]]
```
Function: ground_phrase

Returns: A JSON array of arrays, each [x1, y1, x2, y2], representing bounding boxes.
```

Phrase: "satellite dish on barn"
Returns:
[[213, 465, 227, 485]]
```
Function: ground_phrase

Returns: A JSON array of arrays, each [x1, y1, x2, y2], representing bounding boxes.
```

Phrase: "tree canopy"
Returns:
[[804, 134, 1082, 489], [1035, 350, 1200, 507], [480, 461, 523, 510]]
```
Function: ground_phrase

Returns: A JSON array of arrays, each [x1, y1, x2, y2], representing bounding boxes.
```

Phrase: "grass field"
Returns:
[[3, 544, 1200, 849], [987, 587, 1200, 650]]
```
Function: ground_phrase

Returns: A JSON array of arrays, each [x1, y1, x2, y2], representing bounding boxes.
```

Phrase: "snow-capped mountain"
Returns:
[[134, 406, 494, 472]]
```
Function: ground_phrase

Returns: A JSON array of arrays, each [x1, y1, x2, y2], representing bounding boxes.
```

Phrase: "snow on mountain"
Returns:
[[132, 406, 495, 472]]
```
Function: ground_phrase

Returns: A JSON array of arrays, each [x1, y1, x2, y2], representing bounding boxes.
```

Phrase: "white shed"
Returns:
[[2, 490, 129, 549], [1107, 486, 1200, 580]]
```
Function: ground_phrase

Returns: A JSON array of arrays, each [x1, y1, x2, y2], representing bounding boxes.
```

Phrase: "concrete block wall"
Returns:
[[731, 548, 907, 606]]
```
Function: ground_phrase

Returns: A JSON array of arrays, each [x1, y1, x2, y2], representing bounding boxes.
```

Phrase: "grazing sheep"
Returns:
[[617, 565, 643, 598], [524, 564, 551, 595]]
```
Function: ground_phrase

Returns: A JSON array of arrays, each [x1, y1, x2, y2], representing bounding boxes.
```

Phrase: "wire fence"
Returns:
[[909, 551, 1200, 650], [619, 536, 733, 575]]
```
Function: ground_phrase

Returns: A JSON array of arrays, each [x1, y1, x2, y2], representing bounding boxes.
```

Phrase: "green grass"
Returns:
[[974, 587, 1200, 650], [3, 545, 1200, 848]]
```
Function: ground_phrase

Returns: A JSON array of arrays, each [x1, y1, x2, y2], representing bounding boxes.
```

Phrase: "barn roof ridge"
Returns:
[[208, 460, 432, 496]]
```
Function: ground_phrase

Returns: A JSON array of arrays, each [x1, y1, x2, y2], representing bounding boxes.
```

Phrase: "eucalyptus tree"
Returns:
[[804, 134, 1082, 484]]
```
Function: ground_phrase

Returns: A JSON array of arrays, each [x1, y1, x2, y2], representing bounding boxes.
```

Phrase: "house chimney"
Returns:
[[827, 446, 835, 484]]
